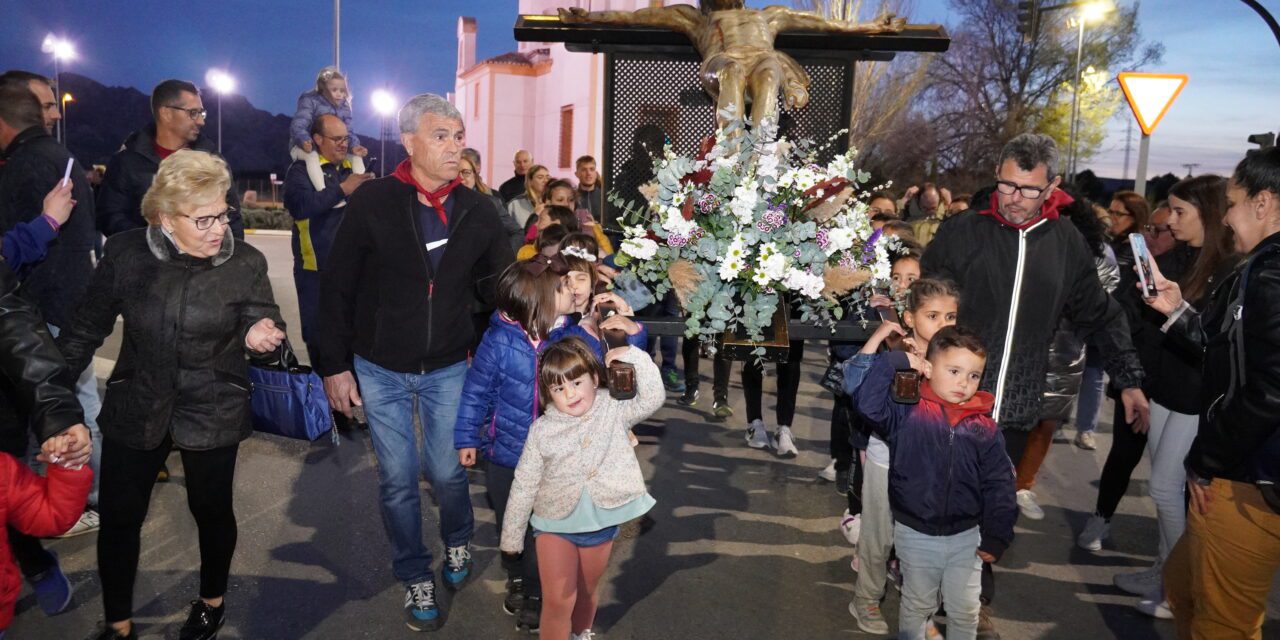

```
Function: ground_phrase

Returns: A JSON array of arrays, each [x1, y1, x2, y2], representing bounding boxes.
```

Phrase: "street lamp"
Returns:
[[1066, 0, 1113, 180], [40, 34, 76, 143], [205, 69, 236, 155], [371, 89, 397, 177], [61, 93, 74, 147]]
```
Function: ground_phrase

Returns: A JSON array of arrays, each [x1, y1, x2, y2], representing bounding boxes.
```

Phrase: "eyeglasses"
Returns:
[[318, 134, 348, 145], [164, 105, 208, 120], [1110, 209, 1134, 218], [459, 169, 475, 177], [176, 207, 235, 230], [1143, 224, 1171, 236], [995, 180, 1050, 200]]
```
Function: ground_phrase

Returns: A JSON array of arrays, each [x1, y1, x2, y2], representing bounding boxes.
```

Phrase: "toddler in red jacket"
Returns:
[[0, 434, 93, 635]]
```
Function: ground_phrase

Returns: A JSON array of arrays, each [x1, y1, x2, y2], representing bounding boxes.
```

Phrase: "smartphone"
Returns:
[[596, 301, 619, 321], [1129, 232, 1158, 298], [363, 157, 379, 175]]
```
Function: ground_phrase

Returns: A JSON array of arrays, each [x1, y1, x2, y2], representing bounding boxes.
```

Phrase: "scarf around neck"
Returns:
[[393, 159, 462, 225]]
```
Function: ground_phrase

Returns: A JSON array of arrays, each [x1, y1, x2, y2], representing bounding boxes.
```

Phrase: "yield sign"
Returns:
[[1117, 72, 1189, 136]]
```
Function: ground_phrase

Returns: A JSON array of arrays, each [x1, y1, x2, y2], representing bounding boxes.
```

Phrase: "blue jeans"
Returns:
[[895, 523, 983, 640], [354, 356, 474, 586], [1075, 345, 1104, 433], [46, 323, 102, 507]]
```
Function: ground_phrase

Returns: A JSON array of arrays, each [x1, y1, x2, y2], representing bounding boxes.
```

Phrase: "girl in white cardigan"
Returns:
[[501, 338, 664, 640]]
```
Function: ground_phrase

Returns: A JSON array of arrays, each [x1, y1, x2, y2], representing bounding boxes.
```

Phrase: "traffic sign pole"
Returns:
[[1134, 132, 1151, 198]]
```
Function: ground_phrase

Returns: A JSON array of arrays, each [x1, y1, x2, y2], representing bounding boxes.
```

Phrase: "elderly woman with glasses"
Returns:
[[57, 150, 286, 640]]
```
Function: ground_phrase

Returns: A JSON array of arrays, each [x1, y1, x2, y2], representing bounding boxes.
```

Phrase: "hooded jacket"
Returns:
[[856, 351, 1017, 560], [96, 124, 243, 238], [922, 188, 1144, 431]]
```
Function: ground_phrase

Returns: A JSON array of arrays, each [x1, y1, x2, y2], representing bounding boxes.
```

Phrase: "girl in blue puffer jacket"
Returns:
[[453, 254, 645, 631], [289, 67, 368, 192]]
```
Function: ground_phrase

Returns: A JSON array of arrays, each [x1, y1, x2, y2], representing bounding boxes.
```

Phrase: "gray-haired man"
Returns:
[[918, 133, 1148, 639], [315, 93, 514, 631]]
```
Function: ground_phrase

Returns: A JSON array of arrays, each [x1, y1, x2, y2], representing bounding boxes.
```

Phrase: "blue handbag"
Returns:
[[248, 340, 336, 442]]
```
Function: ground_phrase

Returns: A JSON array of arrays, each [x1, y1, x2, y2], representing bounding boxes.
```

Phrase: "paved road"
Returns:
[[11, 234, 1278, 639]]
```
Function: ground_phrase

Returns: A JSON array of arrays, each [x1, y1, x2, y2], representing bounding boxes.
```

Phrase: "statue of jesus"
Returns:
[[559, 1, 905, 132]]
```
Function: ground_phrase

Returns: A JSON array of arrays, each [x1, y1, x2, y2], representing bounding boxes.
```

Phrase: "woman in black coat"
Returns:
[[58, 150, 285, 640]]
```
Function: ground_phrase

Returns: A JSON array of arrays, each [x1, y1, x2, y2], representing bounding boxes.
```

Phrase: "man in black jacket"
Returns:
[[96, 79, 242, 238], [498, 149, 531, 204], [922, 133, 1148, 638], [316, 93, 514, 631]]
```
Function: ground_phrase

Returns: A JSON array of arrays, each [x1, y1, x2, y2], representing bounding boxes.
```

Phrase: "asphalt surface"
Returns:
[[9, 233, 1278, 639]]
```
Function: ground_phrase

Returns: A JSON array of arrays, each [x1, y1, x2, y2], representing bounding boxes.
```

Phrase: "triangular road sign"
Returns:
[[1117, 72, 1189, 136]]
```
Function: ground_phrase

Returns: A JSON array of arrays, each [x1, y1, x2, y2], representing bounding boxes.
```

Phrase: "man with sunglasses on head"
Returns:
[[921, 133, 1148, 639], [97, 79, 242, 238]]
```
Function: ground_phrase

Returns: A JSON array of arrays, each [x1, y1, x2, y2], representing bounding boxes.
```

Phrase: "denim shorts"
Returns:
[[533, 526, 619, 548]]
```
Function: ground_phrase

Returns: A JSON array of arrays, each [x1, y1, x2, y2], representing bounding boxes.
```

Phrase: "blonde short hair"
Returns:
[[141, 149, 231, 225]]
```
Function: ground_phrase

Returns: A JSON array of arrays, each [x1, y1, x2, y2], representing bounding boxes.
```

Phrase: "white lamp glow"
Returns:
[[371, 89, 397, 117]]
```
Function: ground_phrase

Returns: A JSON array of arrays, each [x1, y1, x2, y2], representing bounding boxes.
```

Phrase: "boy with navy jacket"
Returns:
[[856, 326, 1016, 640]]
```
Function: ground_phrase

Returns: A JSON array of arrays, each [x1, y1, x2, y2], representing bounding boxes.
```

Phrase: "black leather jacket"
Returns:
[[1165, 231, 1280, 484], [58, 226, 281, 451], [0, 260, 83, 442]]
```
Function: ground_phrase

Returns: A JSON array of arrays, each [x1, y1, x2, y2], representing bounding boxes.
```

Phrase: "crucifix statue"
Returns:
[[559, 0, 905, 132]]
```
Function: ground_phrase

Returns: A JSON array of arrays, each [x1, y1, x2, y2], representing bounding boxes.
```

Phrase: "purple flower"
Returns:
[[667, 234, 689, 248], [861, 228, 883, 265], [816, 228, 830, 250]]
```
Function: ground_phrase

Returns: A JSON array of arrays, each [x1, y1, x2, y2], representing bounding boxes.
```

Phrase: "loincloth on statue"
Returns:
[[698, 48, 810, 108]]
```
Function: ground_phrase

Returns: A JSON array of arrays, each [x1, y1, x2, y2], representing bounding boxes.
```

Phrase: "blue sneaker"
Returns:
[[30, 550, 72, 615], [404, 580, 440, 632], [661, 368, 686, 392], [442, 545, 472, 590]]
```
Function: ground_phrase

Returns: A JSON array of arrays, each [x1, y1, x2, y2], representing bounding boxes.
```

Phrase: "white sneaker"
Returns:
[[1136, 596, 1173, 619], [56, 509, 99, 538], [1077, 514, 1110, 551], [745, 419, 771, 449], [818, 459, 838, 482], [848, 599, 891, 635], [1114, 562, 1163, 596], [773, 425, 799, 457], [840, 510, 862, 546], [571, 630, 597, 640], [1016, 489, 1045, 520]]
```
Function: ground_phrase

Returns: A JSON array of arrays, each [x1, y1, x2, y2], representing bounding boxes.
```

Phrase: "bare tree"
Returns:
[[923, 0, 1162, 184]]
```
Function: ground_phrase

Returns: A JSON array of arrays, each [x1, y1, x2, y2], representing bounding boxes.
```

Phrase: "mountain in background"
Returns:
[[59, 73, 395, 177]]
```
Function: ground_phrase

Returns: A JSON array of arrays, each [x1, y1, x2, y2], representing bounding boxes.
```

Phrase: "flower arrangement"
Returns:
[[612, 116, 903, 348]]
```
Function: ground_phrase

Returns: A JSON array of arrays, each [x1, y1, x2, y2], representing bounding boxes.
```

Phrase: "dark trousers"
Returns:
[[978, 425, 1035, 606], [741, 339, 805, 425], [99, 437, 239, 622], [681, 339, 730, 400], [485, 462, 541, 598], [293, 269, 320, 355], [1096, 399, 1147, 519], [830, 400, 856, 472]]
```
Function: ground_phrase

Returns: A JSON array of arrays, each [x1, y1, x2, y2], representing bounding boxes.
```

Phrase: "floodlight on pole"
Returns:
[[371, 90, 397, 176], [41, 34, 76, 144], [61, 93, 74, 147], [1065, 1, 1114, 180], [205, 69, 236, 155]]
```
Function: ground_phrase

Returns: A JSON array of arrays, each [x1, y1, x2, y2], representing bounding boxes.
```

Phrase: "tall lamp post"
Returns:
[[371, 90, 397, 177], [40, 34, 76, 144], [61, 93, 74, 147], [205, 69, 236, 155], [1066, 0, 1113, 180]]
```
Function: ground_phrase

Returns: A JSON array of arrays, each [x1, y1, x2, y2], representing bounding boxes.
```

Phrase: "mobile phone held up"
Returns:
[[363, 157, 379, 176], [1129, 232, 1158, 298]]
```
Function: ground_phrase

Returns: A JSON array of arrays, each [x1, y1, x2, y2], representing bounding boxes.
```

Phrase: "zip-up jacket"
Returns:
[[282, 157, 350, 274], [857, 351, 1017, 560], [922, 188, 1144, 430], [314, 178, 515, 376], [453, 312, 648, 468]]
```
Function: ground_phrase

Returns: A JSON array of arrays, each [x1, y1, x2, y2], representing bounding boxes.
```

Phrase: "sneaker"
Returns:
[[1075, 431, 1098, 450], [517, 595, 541, 633], [661, 368, 686, 392], [677, 387, 699, 406], [1016, 489, 1045, 520], [57, 509, 100, 538], [887, 559, 903, 592], [773, 426, 799, 457], [404, 580, 440, 632], [443, 545, 473, 589], [745, 419, 770, 449], [90, 624, 138, 640], [977, 605, 1001, 640], [1136, 595, 1173, 619], [818, 459, 838, 482], [178, 600, 225, 640], [571, 630, 596, 640], [30, 550, 72, 615], [1077, 513, 1111, 552], [926, 620, 945, 639], [712, 399, 734, 420], [848, 599, 890, 635], [1114, 563, 1163, 596], [835, 469, 850, 496], [503, 577, 524, 616], [839, 510, 861, 546]]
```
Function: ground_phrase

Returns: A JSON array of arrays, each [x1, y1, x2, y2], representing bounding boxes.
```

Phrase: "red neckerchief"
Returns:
[[920, 383, 995, 427], [978, 189, 1073, 230], [392, 159, 461, 225]]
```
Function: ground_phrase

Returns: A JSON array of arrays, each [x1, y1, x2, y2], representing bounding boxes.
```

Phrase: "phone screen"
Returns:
[[1129, 233, 1158, 298]]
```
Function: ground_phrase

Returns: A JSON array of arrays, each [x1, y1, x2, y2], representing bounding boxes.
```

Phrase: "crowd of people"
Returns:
[[0, 59, 1276, 640]]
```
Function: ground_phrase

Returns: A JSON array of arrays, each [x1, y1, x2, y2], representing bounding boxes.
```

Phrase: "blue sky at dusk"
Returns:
[[3, 0, 1276, 179]]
